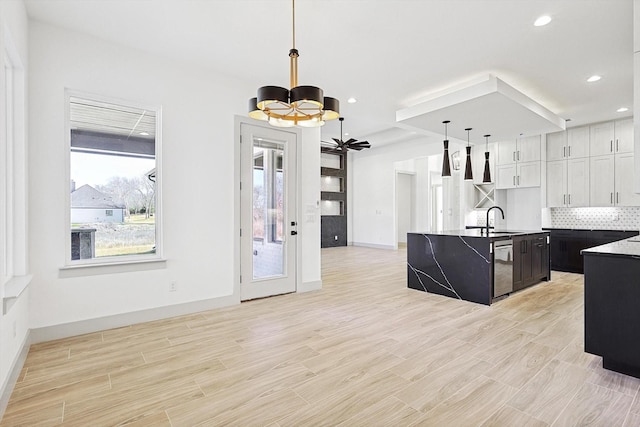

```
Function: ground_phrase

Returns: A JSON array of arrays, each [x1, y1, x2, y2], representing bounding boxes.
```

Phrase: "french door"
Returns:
[[240, 123, 297, 300]]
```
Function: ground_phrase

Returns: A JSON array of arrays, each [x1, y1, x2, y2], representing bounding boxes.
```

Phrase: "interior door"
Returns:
[[240, 123, 297, 301]]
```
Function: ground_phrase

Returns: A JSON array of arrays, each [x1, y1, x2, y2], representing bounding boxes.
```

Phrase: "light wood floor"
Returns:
[[2, 246, 640, 426]]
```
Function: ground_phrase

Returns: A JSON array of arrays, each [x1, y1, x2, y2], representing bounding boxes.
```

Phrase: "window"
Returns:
[[67, 93, 161, 264], [252, 141, 284, 244]]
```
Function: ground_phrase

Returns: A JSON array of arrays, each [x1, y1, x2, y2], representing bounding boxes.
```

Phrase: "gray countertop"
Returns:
[[582, 236, 640, 257], [408, 229, 549, 241]]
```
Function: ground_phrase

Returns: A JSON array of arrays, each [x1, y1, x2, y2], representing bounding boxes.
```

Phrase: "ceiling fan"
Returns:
[[322, 117, 371, 152]]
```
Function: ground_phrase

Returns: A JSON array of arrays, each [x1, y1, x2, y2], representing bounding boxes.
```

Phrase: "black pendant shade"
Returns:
[[483, 134, 492, 183], [441, 120, 451, 177], [464, 127, 473, 181]]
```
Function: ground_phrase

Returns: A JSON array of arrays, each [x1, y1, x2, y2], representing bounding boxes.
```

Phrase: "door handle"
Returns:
[[563, 194, 566, 205], [568, 146, 571, 157], [517, 175, 520, 186], [513, 176, 515, 186], [616, 192, 619, 204], [517, 151, 520, 161], [611, 140, 613, 152], [611, 192, 613, 204], [616, 139, 619, 152], [291, 230, 298, 236], [563, 146, 566, 158], [513, 152, 516, 162], [568, 194, 571, 205]]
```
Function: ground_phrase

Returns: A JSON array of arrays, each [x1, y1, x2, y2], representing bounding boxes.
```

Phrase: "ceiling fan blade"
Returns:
[[344, 138, 357, 145], [332, 137, 343, 144], [350, 141, 370, 147]]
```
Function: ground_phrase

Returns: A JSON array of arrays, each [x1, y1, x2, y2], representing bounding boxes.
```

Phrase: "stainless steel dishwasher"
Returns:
[[493, 239, 513, 298]]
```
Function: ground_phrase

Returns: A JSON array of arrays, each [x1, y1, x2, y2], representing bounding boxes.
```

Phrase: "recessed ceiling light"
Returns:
[[139, 131, 150, 136], [617, 107, 629, 113], [534, 15, 552, 26], [587, 75, 601, 83], [347, 97, 357, 104], [344, 133, 349, 136]]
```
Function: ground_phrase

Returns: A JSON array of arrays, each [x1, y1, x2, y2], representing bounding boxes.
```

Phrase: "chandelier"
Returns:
[[248, 0, 339, 127]]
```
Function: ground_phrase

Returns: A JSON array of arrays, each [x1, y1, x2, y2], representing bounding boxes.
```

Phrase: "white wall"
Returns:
[[350, 136, 462, 248], [0, 0, 30, 414], [27, 22, 321, 336]]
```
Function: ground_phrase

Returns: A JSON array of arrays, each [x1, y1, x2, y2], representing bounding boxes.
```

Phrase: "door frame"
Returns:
[[233, 116, 306, 302], [394, 170, 416, 249]]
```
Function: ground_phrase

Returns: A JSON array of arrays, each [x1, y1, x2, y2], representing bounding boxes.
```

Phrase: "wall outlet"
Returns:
[[169, 281, 177, 292]]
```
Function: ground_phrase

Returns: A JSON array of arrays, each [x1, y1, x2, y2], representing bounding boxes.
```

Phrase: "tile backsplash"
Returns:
[[548, 207, 640, 231]]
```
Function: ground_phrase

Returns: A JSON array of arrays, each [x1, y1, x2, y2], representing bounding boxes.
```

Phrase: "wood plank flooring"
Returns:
[[2, 246, 640, 426]]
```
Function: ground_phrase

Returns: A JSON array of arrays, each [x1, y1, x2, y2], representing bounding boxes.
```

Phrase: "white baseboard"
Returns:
[[298, 280, 322, 293], [351, 242, 396, 250], [0, 330, 31, 420], [30, 294, 239, 344]]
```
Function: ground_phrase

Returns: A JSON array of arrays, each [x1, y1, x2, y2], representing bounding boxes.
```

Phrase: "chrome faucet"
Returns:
[[485, 206, 505, 235]]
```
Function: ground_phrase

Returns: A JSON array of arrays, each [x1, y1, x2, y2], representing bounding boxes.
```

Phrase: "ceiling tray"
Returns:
[[396, 75, 566, 142]]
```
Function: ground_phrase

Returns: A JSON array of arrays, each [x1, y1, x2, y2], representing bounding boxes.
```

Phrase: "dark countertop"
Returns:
[[543, 227, 640, 232], [582, 236, 640, 257], [408, 229, 549, 241]]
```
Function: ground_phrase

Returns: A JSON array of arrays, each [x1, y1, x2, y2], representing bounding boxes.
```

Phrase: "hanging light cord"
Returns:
[[292, 0, 296, 50]]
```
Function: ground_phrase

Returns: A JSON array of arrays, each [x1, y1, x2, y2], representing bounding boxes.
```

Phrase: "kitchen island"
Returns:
[[407, 230, 550, 305], [583, 236, 640, 378]]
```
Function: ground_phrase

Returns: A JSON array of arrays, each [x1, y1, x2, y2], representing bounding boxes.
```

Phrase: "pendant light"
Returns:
[[464, 127, 473, 181], [248, 0, 339, 127], [441, 120, 451, 177], [483, 134, 492, 183]]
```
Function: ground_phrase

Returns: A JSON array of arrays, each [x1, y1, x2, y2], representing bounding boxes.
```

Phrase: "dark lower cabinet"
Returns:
[[546, 229, 639, 273], [584, 253, 640, 378], [513, 233, 550, 292], [531, 235, 548, 279]]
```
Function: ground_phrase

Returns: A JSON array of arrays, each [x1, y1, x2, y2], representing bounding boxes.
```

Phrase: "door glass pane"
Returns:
[[253, 139, 285, 279]]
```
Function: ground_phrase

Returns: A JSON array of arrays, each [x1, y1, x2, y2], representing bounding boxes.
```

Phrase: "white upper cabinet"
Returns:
[[496, 140, 517, 166], [615, 153, 640, 206], [545, 118, 638, 208], [590, 121, 615, 156], [546, 157, 589, 207], [567, 157, 590, 207], [589, 155, 615, 205], [496, 136, 540, 165], [546, 131, 567, 161], [517, 135, 541, 163], [589, 119, 633, 156], [614, 118, 634, 154], [495, 136, 541, 189], [566, 126, 590, 158]]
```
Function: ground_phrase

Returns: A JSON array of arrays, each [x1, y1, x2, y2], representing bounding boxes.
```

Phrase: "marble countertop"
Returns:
[[408, 229, 549, 241], [581, 236, 640, 257], [543, 227, 640, 232]]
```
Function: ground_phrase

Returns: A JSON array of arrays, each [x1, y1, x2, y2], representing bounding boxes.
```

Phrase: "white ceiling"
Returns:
[[24, 0, 635, 148]]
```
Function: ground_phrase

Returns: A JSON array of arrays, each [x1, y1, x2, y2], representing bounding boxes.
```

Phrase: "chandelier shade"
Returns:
[[248, 0, 339, 127]]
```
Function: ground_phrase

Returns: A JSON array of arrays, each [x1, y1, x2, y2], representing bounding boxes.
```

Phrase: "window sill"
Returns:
[[3, 275, 33, 314], [59, 258, 167, 278]]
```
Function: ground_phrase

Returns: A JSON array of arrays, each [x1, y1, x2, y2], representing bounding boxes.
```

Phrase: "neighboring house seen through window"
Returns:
[[68, 93, 160, 263]]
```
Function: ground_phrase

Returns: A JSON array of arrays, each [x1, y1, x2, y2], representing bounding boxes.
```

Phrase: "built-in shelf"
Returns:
[[321, 176, 343, 192], [321, 200, 343, 216], [473, 183, 495, 209], [321, 152, 342, 169]]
